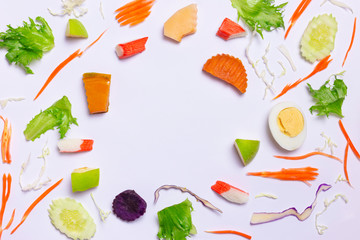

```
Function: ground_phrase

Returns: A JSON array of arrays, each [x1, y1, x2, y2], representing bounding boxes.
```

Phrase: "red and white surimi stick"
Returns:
[[115, 37, 148, 59], [57, 139, 94, 153], [216, 18, 246, 40], [211, 180, 249, 204]]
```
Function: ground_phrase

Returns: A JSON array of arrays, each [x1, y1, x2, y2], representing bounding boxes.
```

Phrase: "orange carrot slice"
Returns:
[[203, 54, 248, 93], [342, 17, 357, 67], [11, 178, 63, 235], [115, 0, 154, 26], [285, 0, 312, 39], [0, 116, 11, 164], [79, 29, 107, 56], [274, 151, 342, 163], [339, 120, 360, 159], [273, 55, 332, 100], [344, 143, 351, 186], [206, 230, 252, 239]]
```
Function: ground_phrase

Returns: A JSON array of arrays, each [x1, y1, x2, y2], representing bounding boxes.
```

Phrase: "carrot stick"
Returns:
[[10, 178, 63, 235], [344, 143, 351, 186], [205, 230, 252, 239], [115, 0, 143, 12], [247, 167, 318, 183], [117, 5, 152, 23], [34, 29, 107, 100], [120, 10, 151, 26], [0, 116, 11, 164], [0, 174, 12, 239], [342, 17, 357, 67], [273, 55, 332, 100], [338, 119, 360, 159], [33, 49, 81, 101], [114, 0, 154, 26], [115, 0, 154, 20], [79, 29, 107, 56], [274, 151, 342, 163], [3, 209, 15, 231], [285, 0, 312, 39]]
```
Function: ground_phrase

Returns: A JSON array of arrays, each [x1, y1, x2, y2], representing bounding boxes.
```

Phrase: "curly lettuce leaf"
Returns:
[[24, 96, 78, 141], [307, 76, 347, 118], [157, 199, 197, 240], [0, 16, 54, 74], [230, 0, 287, 38]]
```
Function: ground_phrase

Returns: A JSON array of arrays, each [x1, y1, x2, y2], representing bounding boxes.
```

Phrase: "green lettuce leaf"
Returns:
[[24, 96, 78, 141], [157, 199, 197, 240], [0, 16, 54, 74], [307, 76, 347, 118], [230, 0, 287, 38]]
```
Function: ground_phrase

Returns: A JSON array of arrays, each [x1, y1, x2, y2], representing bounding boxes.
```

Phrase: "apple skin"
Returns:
[[66, 19, 88, 38]]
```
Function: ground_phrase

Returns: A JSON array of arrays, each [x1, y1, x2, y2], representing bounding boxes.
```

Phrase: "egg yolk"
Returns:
[[277, 107, 304, 137]]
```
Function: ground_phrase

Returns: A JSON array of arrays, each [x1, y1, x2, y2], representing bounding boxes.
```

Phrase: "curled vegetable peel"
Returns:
[[154, 185, 222, 213], [250, 183, 331, 225]]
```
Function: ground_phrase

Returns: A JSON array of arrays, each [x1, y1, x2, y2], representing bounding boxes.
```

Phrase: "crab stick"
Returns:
[[211, 180, 249, 204], [115, 37, 148, 59], [217, 18, 246, 40], [57, 139, 94, 153]]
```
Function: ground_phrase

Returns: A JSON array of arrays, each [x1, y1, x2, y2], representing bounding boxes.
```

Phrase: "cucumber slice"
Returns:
[[49, 198, 96, 240], [300, 14, 338, 63]]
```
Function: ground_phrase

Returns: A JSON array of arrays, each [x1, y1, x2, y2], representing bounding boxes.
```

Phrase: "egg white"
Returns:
[[268, 102, 307, 151]]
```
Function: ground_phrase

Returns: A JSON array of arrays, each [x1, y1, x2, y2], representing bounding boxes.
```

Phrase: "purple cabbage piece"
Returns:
[[112, 190, 147, 221], [250, 183, 332, 225]]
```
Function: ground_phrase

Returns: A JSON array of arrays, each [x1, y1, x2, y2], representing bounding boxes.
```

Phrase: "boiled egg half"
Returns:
[[268, 102, 307, 151]]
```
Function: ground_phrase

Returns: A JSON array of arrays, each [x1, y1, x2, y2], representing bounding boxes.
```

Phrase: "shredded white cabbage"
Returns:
[[245, 31, 274, 99], [100, 2, 105, 19], [0, 97, 25, 109], [255, 193, 278, 199], [277, 61, 286, 77], [90, 193, 111, 222], [320, 0, 353, 13], [278, 44, 297, 72], [48, 0, 88, 18], [315, 194, 348, 235], [19, 143, 51, 191], [262, 43, 278, 99], [316, 132, 338, 155], [335, 174, 347, 183]]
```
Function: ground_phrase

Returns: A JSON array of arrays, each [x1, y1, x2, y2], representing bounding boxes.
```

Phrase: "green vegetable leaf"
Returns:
[[0, 16, 54, 74], [230, 0, 287, 38], [24, 96, 78, 141], [157, 199, 197, 240], [307, 76, 347, 118]]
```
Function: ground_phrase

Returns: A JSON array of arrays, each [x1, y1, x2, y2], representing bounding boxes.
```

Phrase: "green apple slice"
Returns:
[[71, 167, 99, 192], [234, 139, 260, 166], [66, 19, 88, 38]]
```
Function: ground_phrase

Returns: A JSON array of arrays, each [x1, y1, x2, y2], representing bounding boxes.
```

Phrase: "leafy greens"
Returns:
[[157, 199, 197, 240], [24, 96, 78, 141], [0, 16, 54, 74], [230, 0, 287, 38], [307, 75, 347, 118]]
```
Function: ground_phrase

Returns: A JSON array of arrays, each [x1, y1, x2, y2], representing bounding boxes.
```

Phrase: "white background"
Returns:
[[0, 0, 359, 239]]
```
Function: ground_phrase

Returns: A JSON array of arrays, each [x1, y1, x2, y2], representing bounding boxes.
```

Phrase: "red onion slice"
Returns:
[[250, 183, 331, 225], [154, 185, 222, 213]]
